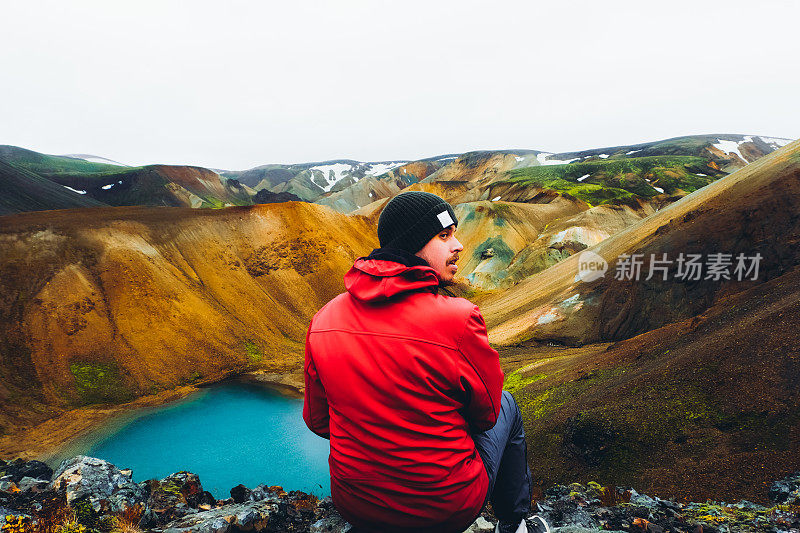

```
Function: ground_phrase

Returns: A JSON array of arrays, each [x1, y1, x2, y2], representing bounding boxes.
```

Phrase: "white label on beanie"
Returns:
[[437, 210, 454, 228]]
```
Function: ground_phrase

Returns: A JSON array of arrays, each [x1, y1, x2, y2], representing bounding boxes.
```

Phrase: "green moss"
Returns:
[[498, 155, 715, 203], [69, 362, 133, 406], [71, 498, 97, 529], [199, 196, 229, 209], [503, 370, 546, 394], [244, 341, 263, 363], [160, 479, 183, 496], [55, 521, 88, 533]]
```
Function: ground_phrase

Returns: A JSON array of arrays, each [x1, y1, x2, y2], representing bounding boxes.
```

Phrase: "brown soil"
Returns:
[[503, 261, 800, 504]]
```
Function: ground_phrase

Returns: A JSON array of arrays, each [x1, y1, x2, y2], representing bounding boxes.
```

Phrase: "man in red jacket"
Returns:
[[303, 192, 549, 533]]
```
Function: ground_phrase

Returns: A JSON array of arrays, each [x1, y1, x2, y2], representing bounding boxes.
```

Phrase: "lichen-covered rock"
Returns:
[[17, 476, 50, 493], [770, 471, 800, 505], [157, 500, 276, 533], [147, 471, 215, 523], [50, 455, 146, 513], [0, 458, 53, 484], [0, 478, 18, 493], [4, 457, 800, 533], [309, 498, 352, 532]]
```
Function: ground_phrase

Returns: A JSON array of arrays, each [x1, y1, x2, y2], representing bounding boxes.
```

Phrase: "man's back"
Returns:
[[304, 256, 504, 532]]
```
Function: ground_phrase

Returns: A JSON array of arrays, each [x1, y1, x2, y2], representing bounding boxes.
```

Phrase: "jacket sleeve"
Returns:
[[456, 305, 505, 432], [302, 323, 331, 439]]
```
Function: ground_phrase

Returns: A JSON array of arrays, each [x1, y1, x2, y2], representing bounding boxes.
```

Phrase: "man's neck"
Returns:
[[365, 248, 430, 268]]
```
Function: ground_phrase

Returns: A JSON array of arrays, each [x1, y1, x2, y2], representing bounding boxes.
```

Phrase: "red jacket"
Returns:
[[303, 255, 504, 532]]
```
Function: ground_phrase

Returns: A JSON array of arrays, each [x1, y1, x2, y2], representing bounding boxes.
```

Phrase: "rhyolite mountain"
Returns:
[[5, 134, 790, 216], [1, 133, 798, 505], [480, 139, 800, 502], [0, 202, 376, 444]]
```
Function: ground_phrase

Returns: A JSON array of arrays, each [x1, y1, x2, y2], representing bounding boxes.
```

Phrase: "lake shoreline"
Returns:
[[0, 370, 305, 466]]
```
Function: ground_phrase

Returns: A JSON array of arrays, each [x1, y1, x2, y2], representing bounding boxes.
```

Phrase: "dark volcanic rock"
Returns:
[[253, 189, 305, 204], [0, 458, 53, 483], [769, 471, 800, 505], [230, 483, 253, 503], [3, 457, 800, 532]]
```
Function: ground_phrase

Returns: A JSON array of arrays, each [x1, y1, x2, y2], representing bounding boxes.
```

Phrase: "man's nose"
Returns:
[[452, 237, 463, 252]]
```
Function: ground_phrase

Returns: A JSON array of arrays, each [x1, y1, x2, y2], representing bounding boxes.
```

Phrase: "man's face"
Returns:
[[415, 225, 463, 284]]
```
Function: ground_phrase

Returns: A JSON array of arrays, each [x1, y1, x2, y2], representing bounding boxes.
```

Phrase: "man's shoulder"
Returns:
[[313, 292, 352, 319], [429, 292, 477, 315], [406, 292, 480, 329]]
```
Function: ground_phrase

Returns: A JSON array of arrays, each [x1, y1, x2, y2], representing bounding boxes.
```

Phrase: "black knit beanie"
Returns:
[[377, 191, 458, 254]]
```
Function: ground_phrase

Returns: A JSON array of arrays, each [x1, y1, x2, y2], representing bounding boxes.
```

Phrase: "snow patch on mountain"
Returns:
[[365, 162, 407, 177], [310, 163, 354, 192], [757, 136, 793, 149], [63, 185, 87, 194], [713, 137, 753, 163]]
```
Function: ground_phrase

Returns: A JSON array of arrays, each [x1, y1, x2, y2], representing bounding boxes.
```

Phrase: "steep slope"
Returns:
[[453, 197, 586, 289], [483, 140, 800, 504], [462, 198, 656, 290], [314, 170, 418, 213], [0, 159, 108, 215], [482, 139, 800, 345], [502, 253, 800, 505], [223, 160, 411, 202], [0, 202, 377, 435]]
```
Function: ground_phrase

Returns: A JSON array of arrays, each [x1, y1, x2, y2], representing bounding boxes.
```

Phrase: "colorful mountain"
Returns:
[[0, 202, 375, 438], [1, 133, 798, 504]]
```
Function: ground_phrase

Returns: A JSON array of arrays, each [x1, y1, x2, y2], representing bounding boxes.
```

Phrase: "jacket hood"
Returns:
[[344, 248, 440, 302]]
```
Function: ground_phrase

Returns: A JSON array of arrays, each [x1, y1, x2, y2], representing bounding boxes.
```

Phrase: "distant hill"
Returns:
[[0, 158, 108, 215], [0, 146, 254, 213], [3, 135, 791, 215]]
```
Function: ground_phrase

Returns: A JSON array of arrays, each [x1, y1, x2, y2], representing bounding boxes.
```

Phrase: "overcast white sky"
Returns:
[[2, 0, 798, 170]]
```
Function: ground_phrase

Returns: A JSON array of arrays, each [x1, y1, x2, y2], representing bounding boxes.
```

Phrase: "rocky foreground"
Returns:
[[1, 456, 799, 533]]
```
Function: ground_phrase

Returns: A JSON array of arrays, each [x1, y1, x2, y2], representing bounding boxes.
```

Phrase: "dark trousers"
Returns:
[[472, 390, 532, 523]]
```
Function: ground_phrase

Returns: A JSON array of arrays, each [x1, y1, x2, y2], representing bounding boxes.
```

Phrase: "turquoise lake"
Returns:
[[85, 382, 330, 498]]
